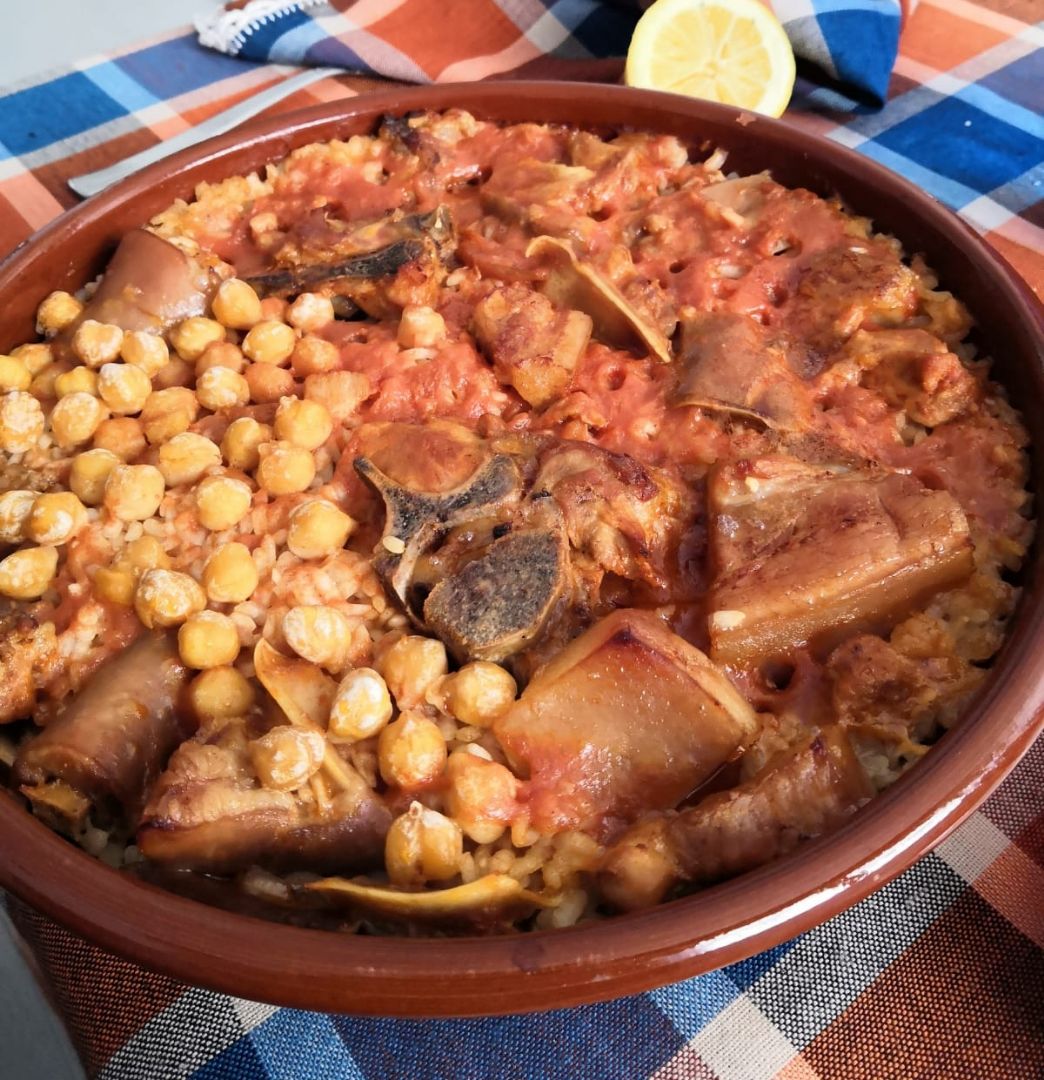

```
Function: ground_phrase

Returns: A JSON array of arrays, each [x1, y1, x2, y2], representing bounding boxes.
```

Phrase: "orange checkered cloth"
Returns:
[[1, 1, 1042, 1078]]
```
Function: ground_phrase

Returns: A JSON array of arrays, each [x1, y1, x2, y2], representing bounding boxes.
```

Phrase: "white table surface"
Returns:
[[1, 7, 223, 1076], [6, 0, 210, 85]]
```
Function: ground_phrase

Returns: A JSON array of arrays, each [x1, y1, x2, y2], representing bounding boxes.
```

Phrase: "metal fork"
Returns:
[[67, 66, 344, 198]]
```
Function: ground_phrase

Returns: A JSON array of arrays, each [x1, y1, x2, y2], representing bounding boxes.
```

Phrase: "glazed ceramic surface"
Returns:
[[0, 83, 1041, 1015]]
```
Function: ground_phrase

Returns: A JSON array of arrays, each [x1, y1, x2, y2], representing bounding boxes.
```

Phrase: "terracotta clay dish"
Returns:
[[0, 83, 1041, 1016]]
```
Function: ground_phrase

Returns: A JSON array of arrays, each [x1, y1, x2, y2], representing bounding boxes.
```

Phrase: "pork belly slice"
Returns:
[[706, 456, 974, 666], [493, 609, 759, 839], [15, 632, 191, 822], [137, 718, 391, 875], [471, 283, 593, 408], [599, 724, 873, 910]]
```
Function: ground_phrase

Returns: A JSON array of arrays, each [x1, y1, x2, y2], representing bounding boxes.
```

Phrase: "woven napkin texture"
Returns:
[[0, 0, 1040, 1077], [196, 0, 912, 110]]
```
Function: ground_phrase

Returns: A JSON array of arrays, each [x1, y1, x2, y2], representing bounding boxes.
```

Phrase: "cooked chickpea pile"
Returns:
[[2, 275, 526, 889], [0, 277, 351, 619]]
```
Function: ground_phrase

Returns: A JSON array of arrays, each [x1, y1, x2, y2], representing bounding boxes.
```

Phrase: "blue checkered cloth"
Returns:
[[197, 0, 910, 111]]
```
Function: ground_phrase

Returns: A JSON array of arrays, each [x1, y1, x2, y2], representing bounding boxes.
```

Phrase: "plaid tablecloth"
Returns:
[[1, 1, 1042, 1077]]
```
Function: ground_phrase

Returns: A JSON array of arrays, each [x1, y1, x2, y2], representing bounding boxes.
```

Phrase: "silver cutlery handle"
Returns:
[[67, 66, 344, 198]]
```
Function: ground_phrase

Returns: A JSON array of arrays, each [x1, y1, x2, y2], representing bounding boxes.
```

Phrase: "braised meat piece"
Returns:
[[494, 609, 759, 838], [137, 716, 391, 875], [248, 206, 455, 318], [15, 633, 191, 821], [471, 284, 592, 408], [599, 725, 873, 910], [61, 229, 216, 339], [824, 328, 982, 428], [783, 242, 921, 356], [706, 456, 974, 665], [534, 440, 693, 593]]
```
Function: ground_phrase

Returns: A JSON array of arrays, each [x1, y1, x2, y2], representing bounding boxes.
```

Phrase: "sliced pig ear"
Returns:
[[253, 640, 336, 730], [67, 229, 216, 336], [304, 872, 553, 928], [698, 172, 772, 224], [525, 235, 673, 364]]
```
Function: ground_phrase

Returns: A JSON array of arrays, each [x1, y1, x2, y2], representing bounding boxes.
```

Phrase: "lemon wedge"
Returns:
[[624, 0, 796, 118]]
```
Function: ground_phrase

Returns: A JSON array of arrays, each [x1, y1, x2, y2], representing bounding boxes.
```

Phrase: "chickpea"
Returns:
[[445, 751, 518, 844], [378, 711, 447, 789], [202, 542, 258, 603], [0, 546, 58, 600], [158, 431, 221, 487], [385, 801, 463, 887], [0, 391, 45, 453], [377, 635, 448, 710], [0, 490, 36, 543], [169, 316, 225, 362], [93, 565, 135, 606], [97, 362, 151, 416], [151, 354, 194, 390], [290, 335, 340, 377], [103, 463, 165, 521], [49, 392, 107, 449], [26, 492, 87, 545], [328, 667, 393, 742], [286, 499, 355, 559], [72, 320, 123, 368], [221, 416, 271, 471], [196, 341, 245, 375], [92, 417, 146, 461], [273, 396, 332, 451], [124, 535, 171, 572], [195, 474, 252, 532], [120, 330, 170, 377], [140, 387, 199, 445], [256, 441, 315, 496], [12, 343, 55, 376], [250, 725, 326, 791], [287, 293, 334, 333], [36, 290, 83, 336], [69, 448, 120, 505], [244, 361, 295, 403], [259, 296, 287, 322], [211, 278, 262, 330], [282, 605, 354, 670], [188, 666, 256, 721], [0, 356, 31, 393], [243, 319, 296, 366], [178, 610, 241, 669], [303, 370, 371, 423], [134, 568, 206, 628], [28, 363, 63, 401], [197, 366, 250, 411], [442, 662, 517, 727], [54, 366, 98, 398], [397, 305, 446, 349]]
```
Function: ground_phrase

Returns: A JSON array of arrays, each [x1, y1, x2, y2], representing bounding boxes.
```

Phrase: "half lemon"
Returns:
[[624, 0, 796, 118]]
